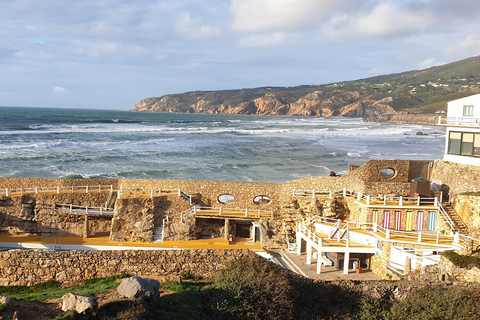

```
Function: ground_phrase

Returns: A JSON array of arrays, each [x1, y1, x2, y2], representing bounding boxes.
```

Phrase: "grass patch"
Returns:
[[460, 191, 480, 196], [442, 251, 480, 267], [0, 273, 129, 302]]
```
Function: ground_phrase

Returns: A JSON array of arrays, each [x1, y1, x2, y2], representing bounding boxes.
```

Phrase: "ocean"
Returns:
[[0, 106, 445, 183]]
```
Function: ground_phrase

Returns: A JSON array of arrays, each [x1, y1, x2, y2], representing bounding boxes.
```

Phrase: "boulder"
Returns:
[[117, 276, 160, 299], [0, 295, 14, 307], [61, 293, 98, 314]]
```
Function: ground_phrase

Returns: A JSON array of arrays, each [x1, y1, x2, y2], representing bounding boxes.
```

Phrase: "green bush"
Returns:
[[202, 256, 294, 320], [442, 251, 480, 267], [388, 286, 480, 320]]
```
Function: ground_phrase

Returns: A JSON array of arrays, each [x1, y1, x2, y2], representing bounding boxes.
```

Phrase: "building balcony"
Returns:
[[437, 116, 480, 127]]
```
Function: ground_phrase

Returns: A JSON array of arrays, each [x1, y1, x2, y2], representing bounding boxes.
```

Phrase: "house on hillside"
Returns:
[[439, 93, 480, 166]]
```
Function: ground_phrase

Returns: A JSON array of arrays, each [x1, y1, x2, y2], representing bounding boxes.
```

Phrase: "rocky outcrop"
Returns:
[[132, 90, 394, 118], [110, 198, 155, 242], [117, 277, 160, 299], [61, 293, 98, 314]]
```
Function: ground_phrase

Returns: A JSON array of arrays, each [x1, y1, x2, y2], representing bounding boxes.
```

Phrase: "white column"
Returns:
[[343, 251, 350, 274], [317, 251, 322, 274], [306, 243, 312, 264], [296, 231, 302, 255]]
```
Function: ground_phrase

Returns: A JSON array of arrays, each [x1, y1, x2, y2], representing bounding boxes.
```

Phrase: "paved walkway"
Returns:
[[277, 250, 380, 280], [0, 235, 264, 251]]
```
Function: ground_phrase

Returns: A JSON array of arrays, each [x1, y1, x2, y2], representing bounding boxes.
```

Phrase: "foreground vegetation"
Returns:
[[1, 257, 480, 319]]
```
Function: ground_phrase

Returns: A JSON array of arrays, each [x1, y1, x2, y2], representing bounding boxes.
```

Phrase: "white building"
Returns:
[[439, 93, 480, 166]]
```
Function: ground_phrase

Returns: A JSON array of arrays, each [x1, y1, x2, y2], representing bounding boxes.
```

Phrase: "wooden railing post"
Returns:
[[219, 207, 222, 216], [86, 185, 89, 193], [399, 196, 403, 206], [343, 188, 346, 197], [417, 196, 421, 206], [57, 186, 60, 194]]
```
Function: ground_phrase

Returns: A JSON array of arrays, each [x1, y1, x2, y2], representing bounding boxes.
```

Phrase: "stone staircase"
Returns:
[[153, 226, 164, 243], [442, 202, 468, 234]]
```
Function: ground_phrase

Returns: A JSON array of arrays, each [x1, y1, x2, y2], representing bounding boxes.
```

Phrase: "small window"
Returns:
[[463, 105, 474, 116], [380, 168, 396, 179], [218, 194, 235, 204], [461, 133, 474, 155], [448, 132, 461, 155], [474, 134, 480, 156], [253, 195, 271, 205]]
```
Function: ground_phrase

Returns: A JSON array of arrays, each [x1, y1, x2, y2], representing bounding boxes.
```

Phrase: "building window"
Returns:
[[462, 133, 474, 155], [448, 132, 461, 154], [448, 131, 480, 157], [463, 105, 474, 116], [475, 133, 480, 156]]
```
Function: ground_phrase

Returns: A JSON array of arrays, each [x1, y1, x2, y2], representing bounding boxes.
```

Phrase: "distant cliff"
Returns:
[[133, 56, 480, 123]]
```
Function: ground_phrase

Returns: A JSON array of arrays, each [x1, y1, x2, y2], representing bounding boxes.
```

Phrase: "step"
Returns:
[[153, 226, 164, 243]]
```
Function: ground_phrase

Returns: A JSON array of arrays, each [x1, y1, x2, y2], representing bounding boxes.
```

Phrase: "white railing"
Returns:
[[438, 116, 480, 127], [194, 206, 273, 219], [0, 185, 114, 197], [437, 203, 456, 232], [293, 188, 355, 199], [55, 203, 114, 216], [117, 187, 192, 202], [168, 206, 196, 223], [293, 188, 438, 208]]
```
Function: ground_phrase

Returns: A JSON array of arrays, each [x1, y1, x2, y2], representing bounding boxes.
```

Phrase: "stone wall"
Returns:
[[406, 255, 480, 283], [452, 194, 480, 238], [0, 192, 112, 237], [431, 160, 480, 195], [0, 249, 255, 286]]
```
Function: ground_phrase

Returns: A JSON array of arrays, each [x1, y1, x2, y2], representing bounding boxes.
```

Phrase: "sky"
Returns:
[[1, 0, 480, 110]]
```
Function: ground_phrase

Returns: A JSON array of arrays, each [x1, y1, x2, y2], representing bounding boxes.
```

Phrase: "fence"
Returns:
[[0, 185, 114, 197]]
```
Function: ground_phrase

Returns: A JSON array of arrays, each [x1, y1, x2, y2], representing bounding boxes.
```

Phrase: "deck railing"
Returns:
[[293, 188, 439, 208], [194, 206, 273, 219], [0, 185, 114, 197], [438, 115, 480, 126], [299, 215, 473, 249], [55, 203, 114, 216], [117, 187, 192, 201]]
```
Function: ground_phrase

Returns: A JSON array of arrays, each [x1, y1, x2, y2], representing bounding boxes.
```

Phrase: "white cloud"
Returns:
[[52, 86, 67, 94], [418, 58, 443, 69], [230, 0, 342, 32], [95, 90, 106, 95], [175, 12, 221, 39], [323, 1, 436, 40], [238, 32, 299, 48], [446, 35, 480, 58]]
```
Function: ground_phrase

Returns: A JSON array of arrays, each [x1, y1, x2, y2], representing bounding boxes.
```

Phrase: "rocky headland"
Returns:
[[132, 55, 480, 125]]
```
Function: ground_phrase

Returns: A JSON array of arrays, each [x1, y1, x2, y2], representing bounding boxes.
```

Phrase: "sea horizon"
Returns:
[[0, 106, 446, 183]]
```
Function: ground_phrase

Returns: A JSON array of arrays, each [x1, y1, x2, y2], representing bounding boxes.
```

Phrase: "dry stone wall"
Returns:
[[452, 194, 480, 238], [0, 249, 255, 286], [431, 160, 480, 195], [0, 192, 112, 237]]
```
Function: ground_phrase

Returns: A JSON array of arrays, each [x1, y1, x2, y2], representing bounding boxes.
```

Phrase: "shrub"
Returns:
[[442, 251, 480, 267], [202, 256, 294, 320], [388, 286, 478, 320]]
